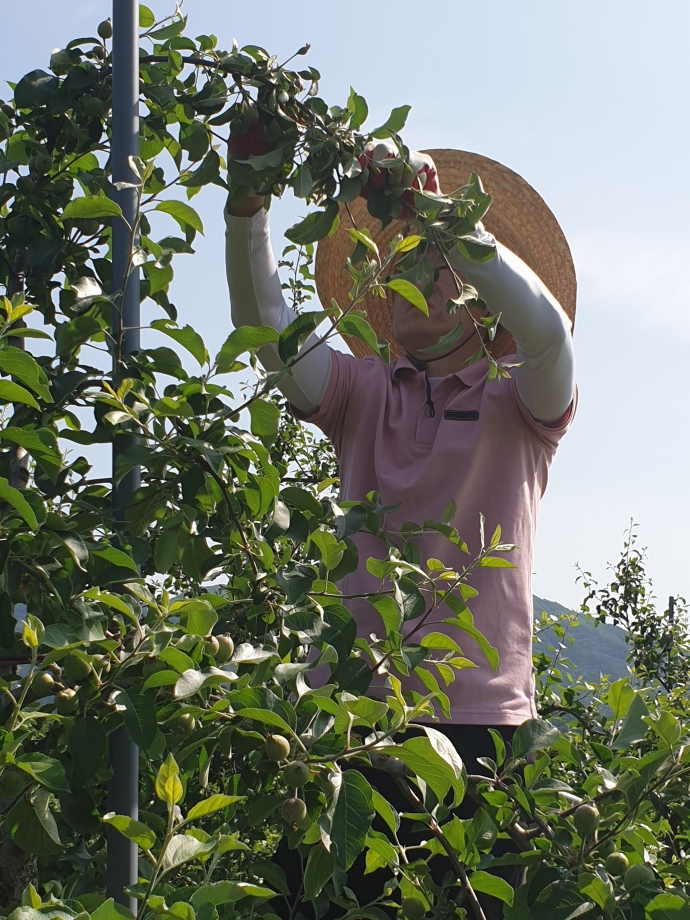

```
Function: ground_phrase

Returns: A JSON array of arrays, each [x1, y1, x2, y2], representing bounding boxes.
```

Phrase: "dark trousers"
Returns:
[[272, 725, 520, 920]]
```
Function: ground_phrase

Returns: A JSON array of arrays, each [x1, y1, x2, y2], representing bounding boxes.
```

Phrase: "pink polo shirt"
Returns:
[[301, 349, 574, 725]]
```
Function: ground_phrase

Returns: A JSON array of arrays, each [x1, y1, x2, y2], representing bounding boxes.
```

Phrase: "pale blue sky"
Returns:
[[3, 0, 689, 610]]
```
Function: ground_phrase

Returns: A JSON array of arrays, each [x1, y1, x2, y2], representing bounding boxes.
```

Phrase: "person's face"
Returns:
[[392, 264, 488, 360]]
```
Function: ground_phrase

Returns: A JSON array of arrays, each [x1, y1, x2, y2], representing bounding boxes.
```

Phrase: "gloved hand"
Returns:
[[357, 140, 439, 217]]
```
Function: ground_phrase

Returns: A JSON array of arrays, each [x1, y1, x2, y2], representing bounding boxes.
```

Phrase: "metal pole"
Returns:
[[107, 0, 140, 910], [669, 596, 675, 625]]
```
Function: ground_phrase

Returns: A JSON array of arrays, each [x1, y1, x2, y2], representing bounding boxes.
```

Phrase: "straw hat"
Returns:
[[315, 149, 576, 360]]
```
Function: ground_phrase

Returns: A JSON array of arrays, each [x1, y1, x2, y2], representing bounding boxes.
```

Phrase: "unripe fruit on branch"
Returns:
[[56, 688, 78, 714], [98, 19, 113, 39], [214, 635, 234, 663], [31, 153, 53, 175], [31, 671, 55, 697], [172, 712, 196, 735], [573, 804, 600, 837], [605, 852, 629, 876], [401, 898, 425, 920], [283, 760, 309, 787], [623, 864, 655, 889], [281, 796, 307, 825], [264, 734, 290, 762], [63, 654, 91, 682], [203, 636, 220, 657]]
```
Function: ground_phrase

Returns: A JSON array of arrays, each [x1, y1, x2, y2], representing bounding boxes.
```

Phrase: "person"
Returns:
[[224, 145, 576, 919]]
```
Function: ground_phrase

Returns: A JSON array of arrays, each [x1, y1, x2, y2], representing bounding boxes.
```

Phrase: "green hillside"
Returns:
[[533, 595, 630, 684]]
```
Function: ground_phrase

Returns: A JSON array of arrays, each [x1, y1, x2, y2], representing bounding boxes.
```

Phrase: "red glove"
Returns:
[[227, 123, 271, 158], [357, 141, 439, 217]]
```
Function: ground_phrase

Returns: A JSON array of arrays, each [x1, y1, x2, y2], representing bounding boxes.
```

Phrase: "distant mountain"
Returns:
[[533, 595, 630, 685]]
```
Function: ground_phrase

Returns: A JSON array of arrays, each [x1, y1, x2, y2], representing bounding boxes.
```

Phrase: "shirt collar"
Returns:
[[392, 352, 492, 388]]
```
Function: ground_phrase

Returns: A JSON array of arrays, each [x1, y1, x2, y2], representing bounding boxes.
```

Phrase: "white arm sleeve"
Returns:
[[449, 225, 575, 423], [224, 208, 331, 415]]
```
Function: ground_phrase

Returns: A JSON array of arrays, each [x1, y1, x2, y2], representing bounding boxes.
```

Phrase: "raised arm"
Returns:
[[224, 200, 331, 415], [450, 224, 575, 424]]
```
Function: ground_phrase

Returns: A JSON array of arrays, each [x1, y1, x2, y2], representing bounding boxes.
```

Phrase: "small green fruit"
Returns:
[[33, 153, 53, 174], [63, 654, 91, 682], [215, 635, 234, 663], [1, 103, 14, 118], [623, 864, 655, 889], [80, 219, 100, 236], [573, 804, 600, 837], [97, 19, 113, 39], [401, 898, 425, 920], [203, 635, 220, 657], [264, 734, 291, 762], [172, 712, 196, 735], [605, 852, 629, 876], [281, 796, 307, 825], [56, 688, 78, 714], [283, 760, 310, 787], [31, 671, 55, 697]]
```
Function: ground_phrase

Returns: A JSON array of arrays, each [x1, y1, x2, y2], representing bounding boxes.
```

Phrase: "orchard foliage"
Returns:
[[0, 7, 688, 920]]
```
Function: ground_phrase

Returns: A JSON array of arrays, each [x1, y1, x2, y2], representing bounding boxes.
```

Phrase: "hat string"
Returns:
[[405, 327, 484, 418]]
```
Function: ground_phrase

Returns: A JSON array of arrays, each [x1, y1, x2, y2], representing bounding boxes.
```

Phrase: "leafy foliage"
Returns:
[[0, 10, 688, 920]]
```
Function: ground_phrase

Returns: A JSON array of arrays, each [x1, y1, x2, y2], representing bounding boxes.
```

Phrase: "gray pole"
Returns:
[[107, 0, 140, 910]]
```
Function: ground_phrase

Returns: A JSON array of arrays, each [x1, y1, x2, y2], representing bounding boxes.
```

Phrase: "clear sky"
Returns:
[[2, 0, 689, 611]]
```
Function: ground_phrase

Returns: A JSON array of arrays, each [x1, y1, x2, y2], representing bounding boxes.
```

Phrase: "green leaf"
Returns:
[[149, 17, 188, 41], [248, 398, 280, 442], [215, 326, 279, 371], [162, 833, 212, 870], [142, 261, 174, 295], [139, 5, 155, 28], [176, 599, 217, 637], [478, 556, 516, 568], [0, 379, 40, 409], [0, 346, 52, 401], [151, 320, 209, 366], [91, 546, 138, 571], [292, 164, 313, 199], [303, 845, 334, 901], [102, 813, 156, 850], [371, 104, 412, 138], [156, 753, 183, 805], [119, 689, 158, 748], [646, 894, 690, 920], [63, 197, 124, 221], [339, 313, 381, 354], [231, 707, 293, 734], [91, 898, 136, 920], [155, 200, 204, 234], [0, 428, 61, 481], [386, 278, 429, 315], [608, 678, 635, 720], [443, 595, 499, 671], [512, 719, 560, 758], [278, 311, 331, 364], [68, 718, 107, 781], [394, 235, 423, 253], [419, 320, 466, 356], [0, 477, 38, 529], [331, 770, 374, 870], [368, 595, 402, 636], [14, 70, 59, 108], [285, 202, 340, 244], [612, 693, 650, 749], [15, 754, 69, 792], [6, 789, 60, 855], [187, 794, 245, 821], [347, 87, 368, 130], [469, 871, 514, 906], [191, 880, 276, 907]]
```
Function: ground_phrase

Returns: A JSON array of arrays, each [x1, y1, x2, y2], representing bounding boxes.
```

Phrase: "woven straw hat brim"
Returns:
[[314, 149, 577, 361]]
